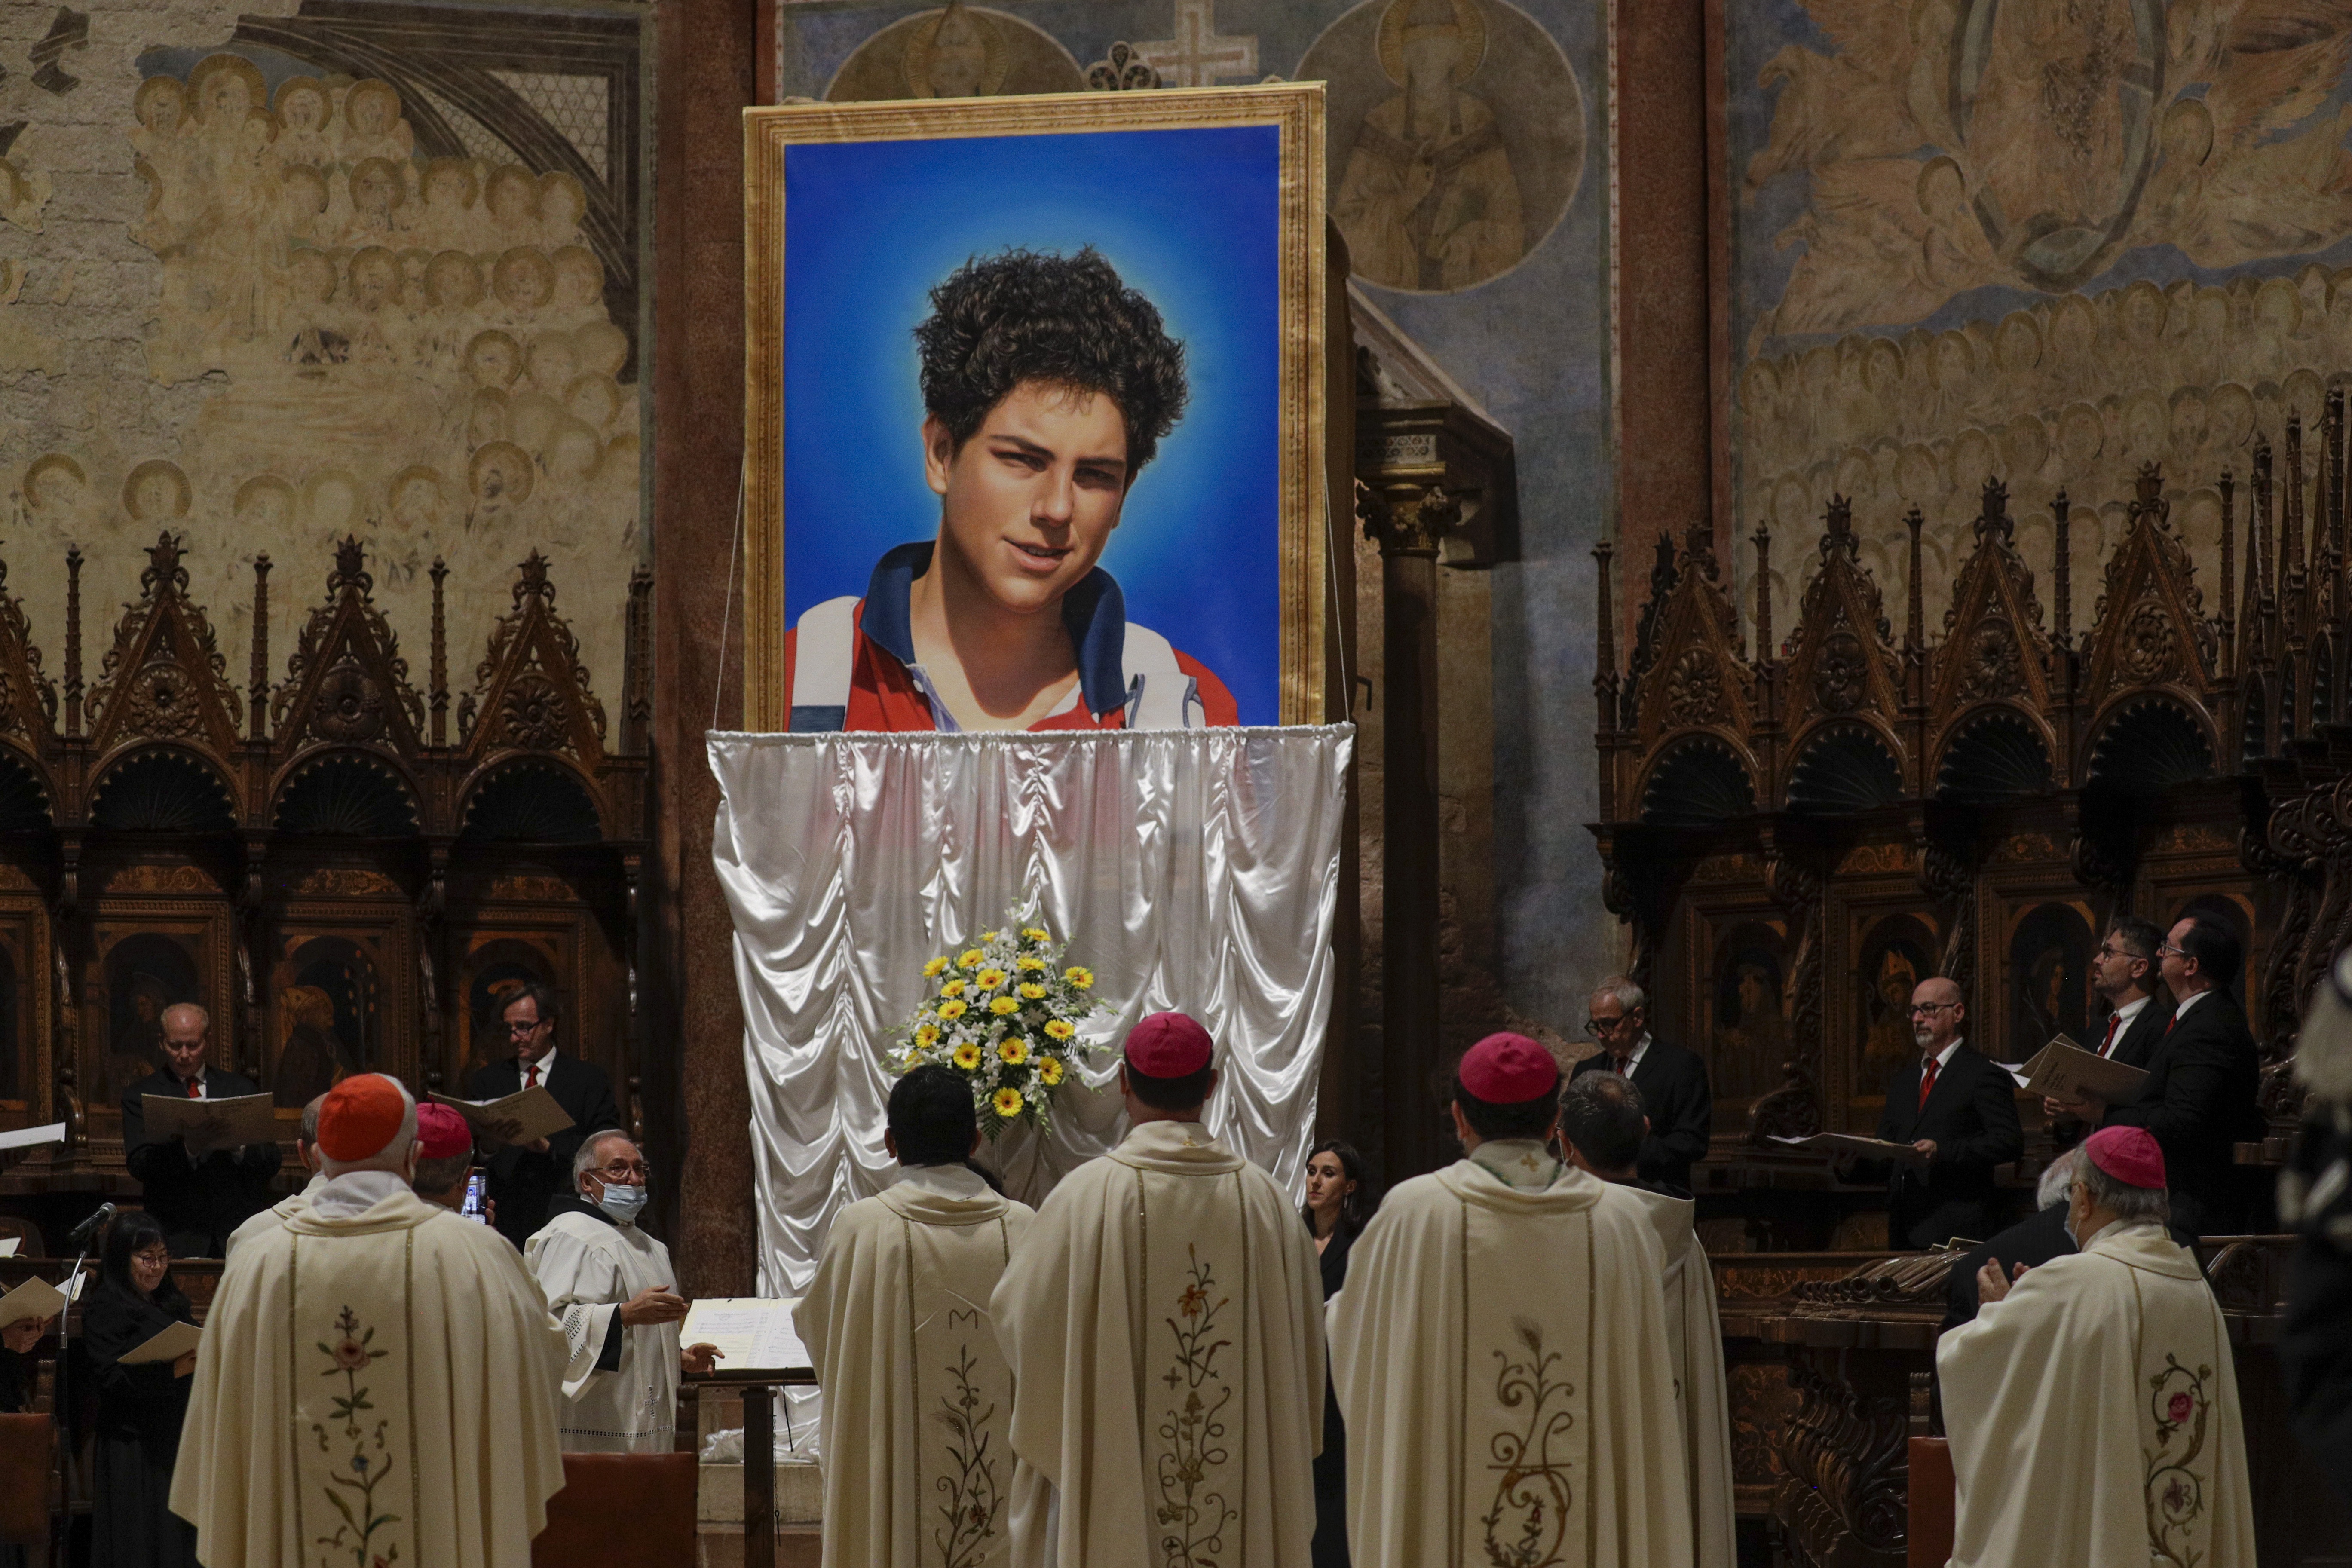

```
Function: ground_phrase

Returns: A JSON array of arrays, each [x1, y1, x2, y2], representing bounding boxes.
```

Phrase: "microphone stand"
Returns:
[[51, 1240, 89, 1568]]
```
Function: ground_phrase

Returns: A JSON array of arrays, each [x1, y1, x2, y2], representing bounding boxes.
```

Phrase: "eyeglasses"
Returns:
[[592, 1162, 647, 1182], [1908, 1002, 1958, 1015], [1584, 1014, 1638, 1034], [131, 1248, 169, 1268], [506, 1017, 548, 1035], [2156, 943, 2185, 958]]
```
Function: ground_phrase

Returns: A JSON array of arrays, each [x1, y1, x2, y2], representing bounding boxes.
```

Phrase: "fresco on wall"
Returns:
[[0, 1, 648, 712], [2007, 900, 2093, 1060], [1728, 0, 2352, 651], [774, 0, 1610, 1026]]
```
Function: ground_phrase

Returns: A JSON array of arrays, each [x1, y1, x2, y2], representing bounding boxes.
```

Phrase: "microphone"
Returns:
[[66, 1201, 115, 1251]]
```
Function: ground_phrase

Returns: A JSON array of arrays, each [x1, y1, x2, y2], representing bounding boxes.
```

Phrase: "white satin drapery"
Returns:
[[707, 725, 1353, 1317]]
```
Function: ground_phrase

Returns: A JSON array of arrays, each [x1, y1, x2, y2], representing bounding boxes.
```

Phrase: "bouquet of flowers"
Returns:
[[891, 916, 1106, 1137]]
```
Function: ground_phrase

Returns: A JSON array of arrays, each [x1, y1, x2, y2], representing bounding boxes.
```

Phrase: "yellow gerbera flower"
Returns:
[[1016, 955, 1047, 972], [922, 956, 949, 978], [989, 996, 1020, 1016], [1019, 982, 1046, 1000], [1038, 1057, 1065, 1086], [938, 999, 968, 1020], [976, 968, 1007, 990], [1021, 926, 1050, 943], [992, 1087, 1024, 1118], [952, 1042, 983, 1070], [981, 930, 1001, 943], [1064, 966, 1094, 989], [941, 979, 967, 998], [915, 1024, 940, 1047], [1044, 1018, 1076, 1041], [998, 1038, 1029, 1066], [958, 949, 986, 970]]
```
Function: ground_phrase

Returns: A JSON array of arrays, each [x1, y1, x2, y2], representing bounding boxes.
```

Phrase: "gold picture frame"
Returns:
[[741, 83, 1328, 732]]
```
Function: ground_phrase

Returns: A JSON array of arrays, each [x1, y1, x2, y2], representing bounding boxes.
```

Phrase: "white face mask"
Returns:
[[591, 1178, 648, 1225]]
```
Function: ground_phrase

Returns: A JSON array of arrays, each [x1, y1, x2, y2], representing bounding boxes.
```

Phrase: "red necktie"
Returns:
[[2101, 1014, 2121, 1057], [184, 1076, 200, 1099], [1917, 1057, 1939, 1110], [2165, 1011, 2177, 1035], [525, 1062, 538, 1090]]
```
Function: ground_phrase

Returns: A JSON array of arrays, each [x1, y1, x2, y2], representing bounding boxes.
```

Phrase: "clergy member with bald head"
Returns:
[[991, 1011, 1324, 1568], [1870, 976, 2022, 1249], [1329, 1032, 1693, 1568], [1937, 1125, 2254, 1566], [170, 1073, 569, 1568]]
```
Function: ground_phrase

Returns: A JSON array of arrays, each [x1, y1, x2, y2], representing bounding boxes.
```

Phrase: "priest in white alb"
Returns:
[[992, 1011, 1324, 1568], [1937, 1124, 2254, 1567], [1329, 1032, 1693, 1568], [797, 1063, 1036, 1568], [170, 1073, 569, 1567], [1556, 1069, 1736, 1568], [526, 1129, 720, 1451]]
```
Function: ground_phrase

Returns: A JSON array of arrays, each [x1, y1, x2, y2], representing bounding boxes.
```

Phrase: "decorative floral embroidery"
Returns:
[[311, 1304, 400, 1567], [2144, 1352, 2214, 1568], [1480, 1317, 1576, 1568], [1154, 1245, 1235, 1567], [928, 1344, 1004, 1568]]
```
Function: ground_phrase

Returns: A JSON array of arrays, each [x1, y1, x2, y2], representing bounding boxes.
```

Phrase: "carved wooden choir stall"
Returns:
[[0, 531, 649, 1246]]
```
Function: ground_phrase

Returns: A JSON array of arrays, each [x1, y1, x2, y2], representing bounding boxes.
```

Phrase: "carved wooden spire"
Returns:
[[2257, 436, 2276, 608], [429, 557, 448, 748], [1904, 505, 1923, 653], [2053, 488, 2072, 650], [1752, 522, 1772, 663], [1592, 538, 1617, 715], [2220, 470, 2236, 673], [2287, 410, 2309, 603], [248, 554, 270, 741], [62, 546, 80, 738]]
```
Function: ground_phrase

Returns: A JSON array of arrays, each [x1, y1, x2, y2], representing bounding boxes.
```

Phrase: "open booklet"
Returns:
[[0, 1274, 65, 1331], [142, 1092, 278, 1157], [1767, 1132, 1932, 1164], [2012, 1034, 2151, 1104], [119, 1319, 200, 1366], [679, 1297, 812, 1374], [426, 1086, 575, 1147]]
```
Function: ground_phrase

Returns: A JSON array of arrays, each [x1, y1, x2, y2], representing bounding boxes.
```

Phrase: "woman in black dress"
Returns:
[[83, 1211, 200, 1568], [1303, 1138, 1371, 1568]]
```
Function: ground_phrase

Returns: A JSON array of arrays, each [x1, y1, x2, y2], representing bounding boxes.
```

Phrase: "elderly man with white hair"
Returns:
[[1936, 1124, 2255, 1568], [169, 1073, 569, 1568], [525, 1128, 719, 1452]]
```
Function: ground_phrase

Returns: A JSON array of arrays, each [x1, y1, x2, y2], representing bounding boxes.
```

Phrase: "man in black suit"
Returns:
[[2045, 916, 2171, 1153], [120, 1002, 282, 1257], [1570, 975, 1713, 1191], [466, 980, 621, 1251], [2051, 913, 2263, 1237], [1871, 977, 2024, 1250]]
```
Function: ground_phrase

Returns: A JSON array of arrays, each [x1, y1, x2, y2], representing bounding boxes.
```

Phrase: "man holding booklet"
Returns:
[[1863, 977, 2023, 1249], [120, 1004, 280, 1258], [2043, 913, 2264, 1235], [463, 982, 621, 1250]]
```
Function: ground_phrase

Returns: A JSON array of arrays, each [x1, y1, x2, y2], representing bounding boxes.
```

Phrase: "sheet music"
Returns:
[[0, 1274, 63, 1329], [0, 1122, 64, 1153], [680, 1296, 811, 1373], [119, 1319, 199, 1366], [142, 1093, 278, 1156]]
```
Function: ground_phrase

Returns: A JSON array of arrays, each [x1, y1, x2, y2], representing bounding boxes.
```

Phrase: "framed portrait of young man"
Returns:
[[741, 84, 1329, 733]]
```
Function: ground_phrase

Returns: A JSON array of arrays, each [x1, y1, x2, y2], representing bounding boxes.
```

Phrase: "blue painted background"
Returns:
[[781, 126, 1283, 723]]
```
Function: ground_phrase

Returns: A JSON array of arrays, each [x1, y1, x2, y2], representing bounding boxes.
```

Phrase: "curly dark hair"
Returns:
[[914, 246, 1189, 472]]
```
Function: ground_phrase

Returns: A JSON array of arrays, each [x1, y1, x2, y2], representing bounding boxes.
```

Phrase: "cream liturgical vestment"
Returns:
[[991, 1118, 1324, 1568], [796, 1163, 1036, 1568], [1936, 1219, 2255, 1568], [170, 1173, 569, 1568], [1614, 1182, 1737, 1568], [221, 1168, 328, 1260], [1329, 1146, 1694, 1568], [527, 1204, 685, 1452]]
